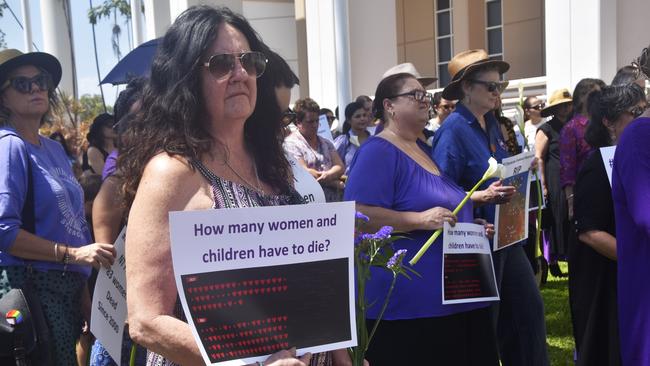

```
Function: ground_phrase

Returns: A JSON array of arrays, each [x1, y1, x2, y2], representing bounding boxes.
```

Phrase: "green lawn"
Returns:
[[541, 262, 575, 365]]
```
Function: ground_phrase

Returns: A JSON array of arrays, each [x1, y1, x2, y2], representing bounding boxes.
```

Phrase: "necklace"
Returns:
[[224, 159, 265, 195]]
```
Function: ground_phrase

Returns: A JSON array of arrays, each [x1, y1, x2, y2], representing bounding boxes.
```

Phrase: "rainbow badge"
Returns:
[[5, 309, 23, 325]]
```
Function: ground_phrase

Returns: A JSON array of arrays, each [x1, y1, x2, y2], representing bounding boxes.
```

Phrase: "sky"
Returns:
[[1, 0, 139, 107]]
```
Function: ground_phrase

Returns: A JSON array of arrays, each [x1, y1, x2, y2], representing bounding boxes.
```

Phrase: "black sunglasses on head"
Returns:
[[628, 104, 649, 119], [203, 51, 268, 80], [388, 89, 434, 105], [281, 108, 297, 127], [1, 73, 53, 94], [468, 79, 508, 93]]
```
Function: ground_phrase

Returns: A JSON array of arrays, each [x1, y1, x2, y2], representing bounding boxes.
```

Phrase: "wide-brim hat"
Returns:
[[0, 49, 62, 88], [382, 62, 437, 88], [441, 49, 510, 100], [540, 88, 573, 117]]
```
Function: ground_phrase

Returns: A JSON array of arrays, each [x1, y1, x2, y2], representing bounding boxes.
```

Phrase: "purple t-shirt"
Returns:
[[102, 149, 118, 180], [0, 127, 91, 276], [344, 137, 490, 319], [612, 117, 650, 366]]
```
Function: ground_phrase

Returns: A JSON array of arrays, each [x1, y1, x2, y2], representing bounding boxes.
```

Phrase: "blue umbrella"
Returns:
[[100, 38, 160, 85]]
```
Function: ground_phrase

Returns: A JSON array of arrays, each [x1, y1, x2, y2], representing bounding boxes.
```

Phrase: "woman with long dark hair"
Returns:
[[334, 101, 370, 174], [570, 83, 646, 366], [120, 6, 315, 366], [83, 113, 117, 175]]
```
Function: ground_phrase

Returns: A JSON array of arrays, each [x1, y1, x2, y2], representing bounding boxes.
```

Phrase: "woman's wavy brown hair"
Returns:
[[119, 5, 292, 208]]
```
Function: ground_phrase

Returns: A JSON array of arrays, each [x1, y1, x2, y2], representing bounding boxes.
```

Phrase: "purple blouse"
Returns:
[[559, 114, 593, 188], [344, 137, 490, 319], [612, 117, 650, 366]]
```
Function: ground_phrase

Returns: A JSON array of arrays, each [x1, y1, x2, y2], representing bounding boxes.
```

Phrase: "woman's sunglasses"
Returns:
[[529, 103, 545, 111], [389, 89, 434, 105], [281, 108, 297, 127], [203, 51, 268, 80], [1, 73, 53, 94], [628, 104, 648, 119], [468, 79, 508, 93]]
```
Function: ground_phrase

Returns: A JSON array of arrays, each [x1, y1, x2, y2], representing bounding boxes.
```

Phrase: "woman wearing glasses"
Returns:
[[284, 98, 345, 202], [570, 83, 646, 366], [523, 96, 546, 152], [0, 49, 116, 364], [344, 72, 499, 365], [120, 7, 312, 366], [431, 49, 549, 366]]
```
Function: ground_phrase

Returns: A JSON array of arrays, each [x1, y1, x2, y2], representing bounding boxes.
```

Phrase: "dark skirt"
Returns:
[[0, 266, 85, 365]]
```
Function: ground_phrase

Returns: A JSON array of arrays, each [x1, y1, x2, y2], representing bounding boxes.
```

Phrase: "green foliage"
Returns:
[[87, 0, 131, 25], [0, 1, 8, 49], [87, 0, 135, 59], [541, 262, 575, 365]]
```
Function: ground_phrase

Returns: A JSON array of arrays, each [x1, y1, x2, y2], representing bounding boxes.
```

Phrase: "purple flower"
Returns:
[[372, 226, 393, 241], [355, 212, 370, 223], [387, 249, 408, 270]]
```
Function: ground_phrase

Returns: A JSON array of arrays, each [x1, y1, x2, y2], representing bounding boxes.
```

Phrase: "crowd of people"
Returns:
[[1, 4, 650, 366]]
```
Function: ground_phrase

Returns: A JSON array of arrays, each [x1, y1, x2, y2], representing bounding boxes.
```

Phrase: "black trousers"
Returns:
[[365, 307, 499, 366]]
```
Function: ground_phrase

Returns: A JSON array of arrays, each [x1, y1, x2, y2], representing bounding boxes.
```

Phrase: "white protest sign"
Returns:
[[600, 146, 616, 187], [494, 151, 534, 251], [287, 154, 326, 204], [442, 222, 499, 305], [90, 227, 127, 363], [317, 114, 334, 142], [169, 202, 357, 366]]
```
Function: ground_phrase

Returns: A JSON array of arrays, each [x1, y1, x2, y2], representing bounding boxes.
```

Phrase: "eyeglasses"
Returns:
[[203, 51, 268, 80], [388, 89, 433, 105], [627, 104, 648, 119], [326, 115, 336, 123], [1, 73, 53, 94], [468, 79, 509, 93], [529, 103, 545, 111], [281, 109, 296, 126]]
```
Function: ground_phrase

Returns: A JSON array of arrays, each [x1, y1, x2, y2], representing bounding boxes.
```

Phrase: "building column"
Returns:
[[40, 0, 76, 98], [347, 0, 397, 98], [304, 0, 338, 110], [545, 0, 617, 95], [131, 0, 144, 46], [144, 0, 171, 40]]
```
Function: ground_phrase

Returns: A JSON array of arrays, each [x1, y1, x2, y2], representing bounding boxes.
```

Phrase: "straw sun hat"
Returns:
[[540, 88, 573, 117], [0, 48, 62, 88], [441, 49, 510, 100]]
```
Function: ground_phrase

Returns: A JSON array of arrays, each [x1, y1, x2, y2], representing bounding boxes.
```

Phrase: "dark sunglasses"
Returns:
[[1, 73, 53, 94], [389, 89, 433, 105], [628, 105, 648, 119], [439, 104, 456, 111], [468, 79, 508, 93], [529, 103, 545, 111], [203, 51, 268, 80], [281, 108, 296, 126], [326, 115, 336, 122]]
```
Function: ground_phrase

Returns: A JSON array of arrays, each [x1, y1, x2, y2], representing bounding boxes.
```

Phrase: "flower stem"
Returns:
[[409, 178, 485, 265], [365, 273, 398, 353], [534, 172, 543, 257]]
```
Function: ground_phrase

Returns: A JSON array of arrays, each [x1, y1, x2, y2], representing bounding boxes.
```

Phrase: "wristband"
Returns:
[[54, 242, 59, 262], [62, 245, 71, 274]]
